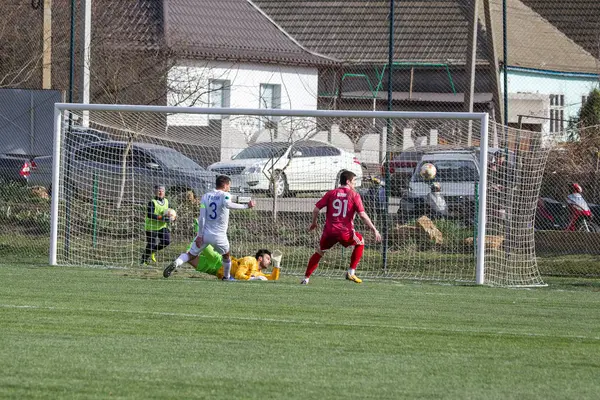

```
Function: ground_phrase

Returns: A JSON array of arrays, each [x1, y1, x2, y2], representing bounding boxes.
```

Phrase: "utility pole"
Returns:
[[68, 0, 75, 103], [42, 0, 52, 89]]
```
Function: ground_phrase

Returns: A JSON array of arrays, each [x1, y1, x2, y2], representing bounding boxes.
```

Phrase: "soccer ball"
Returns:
[[164, 208, 177, 221], [419, 163, 437, 180]]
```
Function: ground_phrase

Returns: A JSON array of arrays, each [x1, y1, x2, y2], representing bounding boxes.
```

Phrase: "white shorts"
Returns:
[[188, 233, 230, 256]]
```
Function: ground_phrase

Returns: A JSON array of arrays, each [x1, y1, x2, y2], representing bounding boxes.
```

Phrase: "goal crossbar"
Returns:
[[54, 103, 488, 121]]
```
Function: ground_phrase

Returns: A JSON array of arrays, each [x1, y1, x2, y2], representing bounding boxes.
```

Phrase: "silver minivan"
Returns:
[[399, 151, 480, 222]]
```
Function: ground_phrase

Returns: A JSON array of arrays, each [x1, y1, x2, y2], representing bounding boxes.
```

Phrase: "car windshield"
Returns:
[[234, 143, 289, 159], [151, 148, 205, 171], [414, 160, 478, 182]]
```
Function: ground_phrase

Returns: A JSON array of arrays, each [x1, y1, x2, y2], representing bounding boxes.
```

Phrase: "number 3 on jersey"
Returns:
[[332, 199, 348, 217], [209, 202, 218, 219]]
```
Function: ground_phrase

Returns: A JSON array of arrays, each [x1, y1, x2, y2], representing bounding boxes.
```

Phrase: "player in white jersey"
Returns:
[[163, 175, 255, 280]]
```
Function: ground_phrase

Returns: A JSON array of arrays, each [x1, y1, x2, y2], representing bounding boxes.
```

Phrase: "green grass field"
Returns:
[[1, 263, 599, 399]]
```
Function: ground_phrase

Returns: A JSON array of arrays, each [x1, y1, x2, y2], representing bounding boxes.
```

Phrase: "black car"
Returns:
[[27, 127, 113, 191], [67, 141, 217, 204], [0, 155, 32, 184]]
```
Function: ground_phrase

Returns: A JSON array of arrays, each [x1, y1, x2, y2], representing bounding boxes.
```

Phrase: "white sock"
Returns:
[[303, 277, 309, 283], [175, 253, 191, 267], [348, 268, 356, 276], [222, 259, 232, 278]]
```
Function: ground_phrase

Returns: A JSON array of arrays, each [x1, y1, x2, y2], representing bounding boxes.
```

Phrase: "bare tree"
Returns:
[[257, 116, 319, 223], [85, 35, 232, 208], [0, 3, 45, 88]]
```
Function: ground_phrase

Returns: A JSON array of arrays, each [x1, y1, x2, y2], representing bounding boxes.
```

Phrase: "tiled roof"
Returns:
[[254, 0, 599, 73], [93, 0, 164, 50], [164, 0, 337, 66], [521, 0, 600, 59], [49, 0, 600, 74], [488, 0, 599, 74], [253, 0, 487, 64]]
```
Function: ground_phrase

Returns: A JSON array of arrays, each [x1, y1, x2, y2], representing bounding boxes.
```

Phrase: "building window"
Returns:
[[259, 84, 281, 133], [549, 94, 564, 133], [259, 84, 281, 110], [209, 79, 230, 119]]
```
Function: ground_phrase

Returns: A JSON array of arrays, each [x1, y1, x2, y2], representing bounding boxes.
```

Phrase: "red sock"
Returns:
[[304, 252, 322, 277], [350, 244, 364, 270]]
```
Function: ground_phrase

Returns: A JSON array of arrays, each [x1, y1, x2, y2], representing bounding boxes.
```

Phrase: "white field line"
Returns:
[[1, 304, 598, 341]]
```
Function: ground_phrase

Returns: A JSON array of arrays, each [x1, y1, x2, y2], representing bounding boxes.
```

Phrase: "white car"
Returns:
[[208, 140, 363, 197]]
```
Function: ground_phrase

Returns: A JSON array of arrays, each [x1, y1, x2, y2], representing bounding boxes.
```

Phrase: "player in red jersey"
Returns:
[[301, 170, 382, 284]]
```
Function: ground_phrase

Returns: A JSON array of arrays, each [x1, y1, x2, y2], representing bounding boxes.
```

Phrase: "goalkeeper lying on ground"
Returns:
[[177, 219, 281, 280], [189, 245, 281, 281]]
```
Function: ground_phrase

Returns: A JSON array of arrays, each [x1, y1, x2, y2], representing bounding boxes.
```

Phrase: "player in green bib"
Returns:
[[141, 184, 172, 265]]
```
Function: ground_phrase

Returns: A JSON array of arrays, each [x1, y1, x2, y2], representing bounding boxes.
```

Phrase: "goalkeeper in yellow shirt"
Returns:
[[181, 219, 281, 280], [190, 245, 281, 281]]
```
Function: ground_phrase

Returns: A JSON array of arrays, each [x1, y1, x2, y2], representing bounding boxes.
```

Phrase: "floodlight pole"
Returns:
[[64, 0, 77, 259], [502, 0, 508, 130], [382, 0, 395, 271], [465, 0, 479, 146], [81, 0, 91, 127]]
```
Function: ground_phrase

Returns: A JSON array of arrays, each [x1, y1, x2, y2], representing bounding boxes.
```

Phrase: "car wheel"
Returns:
[[576, 219, 591, 232], [269, 171, 288, 198], [588, 222, 600, 233]]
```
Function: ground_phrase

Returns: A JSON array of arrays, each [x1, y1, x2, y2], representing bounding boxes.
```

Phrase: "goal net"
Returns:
[[49, 104, 550, 286]]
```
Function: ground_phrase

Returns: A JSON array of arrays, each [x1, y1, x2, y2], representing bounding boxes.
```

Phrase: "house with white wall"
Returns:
[[167, 61, 321, 159], [492, 0, 600, 136], [162, 0, 336, 162], [503, 69, 598, 133]]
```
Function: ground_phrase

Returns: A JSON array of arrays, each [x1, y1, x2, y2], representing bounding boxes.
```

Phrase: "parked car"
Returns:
[[387, 145, 472, 196], [25, 155, 52, 190], [398, 150, 480, 223], [32, 141, 217, 204], [65, 126, 113, 149], [388, 145, 513, 196], [25, 126, 113, 191], [207, 140, 363, 197], [0, 155, 33, 184]]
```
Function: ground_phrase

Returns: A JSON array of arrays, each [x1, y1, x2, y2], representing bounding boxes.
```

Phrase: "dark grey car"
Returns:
[[33, 141, 216, 204], [27, 127, 114, 190]]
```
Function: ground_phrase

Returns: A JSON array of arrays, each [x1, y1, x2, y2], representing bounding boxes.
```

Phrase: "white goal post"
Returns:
[[49, 103, 548, 286]]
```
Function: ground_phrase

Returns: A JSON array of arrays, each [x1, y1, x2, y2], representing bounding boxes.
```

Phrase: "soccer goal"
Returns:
[[49, 104, 550, 286]]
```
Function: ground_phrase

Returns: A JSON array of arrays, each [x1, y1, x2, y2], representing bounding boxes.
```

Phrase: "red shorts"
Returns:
[[319, 230, 364, 251]]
